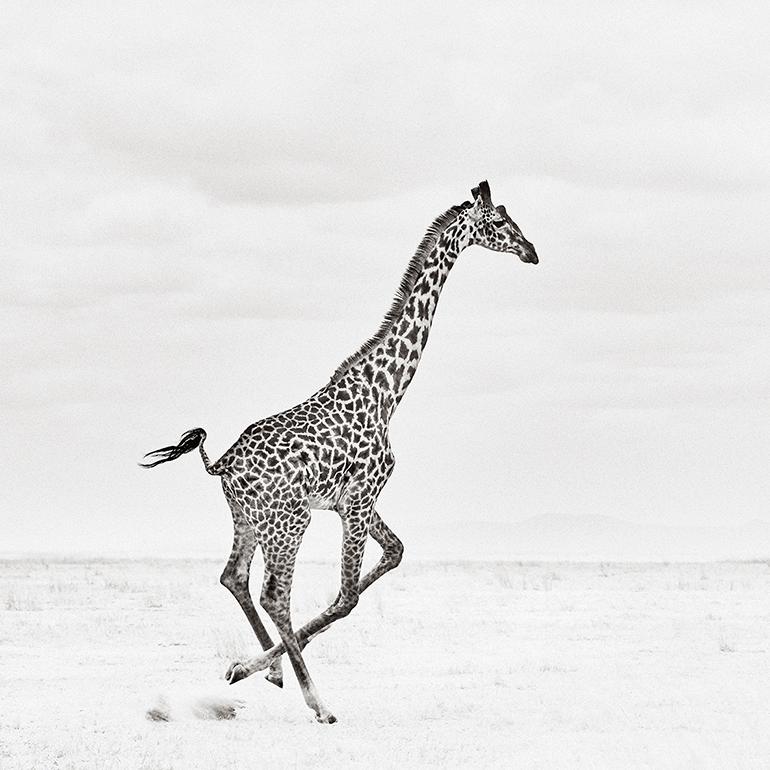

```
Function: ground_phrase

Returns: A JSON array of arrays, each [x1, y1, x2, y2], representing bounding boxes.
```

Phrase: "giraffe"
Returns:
[[141, 180, 538, 723]]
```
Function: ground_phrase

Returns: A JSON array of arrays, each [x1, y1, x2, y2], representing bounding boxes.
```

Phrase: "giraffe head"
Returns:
[[465, 180, 538, 264]]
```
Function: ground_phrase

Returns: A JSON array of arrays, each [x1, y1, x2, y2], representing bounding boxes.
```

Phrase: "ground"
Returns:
[[1, 557, 768, 769]]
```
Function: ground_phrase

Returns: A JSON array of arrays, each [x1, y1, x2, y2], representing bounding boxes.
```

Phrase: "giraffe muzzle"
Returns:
[[520, 241, 539, 264]]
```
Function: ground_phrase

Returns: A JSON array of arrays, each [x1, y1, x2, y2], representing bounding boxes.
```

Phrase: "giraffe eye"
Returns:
[[492, 219, 507, 227]]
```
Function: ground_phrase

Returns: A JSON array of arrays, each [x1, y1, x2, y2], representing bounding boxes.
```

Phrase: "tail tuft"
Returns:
[[140, 428, 207, 468]]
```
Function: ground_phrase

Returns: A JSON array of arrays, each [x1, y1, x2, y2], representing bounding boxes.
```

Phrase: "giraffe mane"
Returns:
[[330, 202, 468, 382]]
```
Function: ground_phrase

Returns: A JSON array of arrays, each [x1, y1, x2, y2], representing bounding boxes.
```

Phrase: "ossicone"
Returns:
[[470, 180, 492, 205]]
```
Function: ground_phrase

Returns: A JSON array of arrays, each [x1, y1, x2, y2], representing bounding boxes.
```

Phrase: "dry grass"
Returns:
[[0, 558, 769, 768]]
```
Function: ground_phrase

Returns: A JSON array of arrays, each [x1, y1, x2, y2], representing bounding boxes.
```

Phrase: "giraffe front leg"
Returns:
[[226, 642, 281, 682], [358, 510, 404, 592]]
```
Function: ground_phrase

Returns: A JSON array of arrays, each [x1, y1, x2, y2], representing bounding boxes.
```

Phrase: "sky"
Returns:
[[1, 1, 768, 557]]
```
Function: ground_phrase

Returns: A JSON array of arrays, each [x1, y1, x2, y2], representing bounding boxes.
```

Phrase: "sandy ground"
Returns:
[[0, 557, 768, 769]]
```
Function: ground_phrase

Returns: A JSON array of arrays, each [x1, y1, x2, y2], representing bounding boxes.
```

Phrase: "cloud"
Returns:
[[3, 2, 767, 207]]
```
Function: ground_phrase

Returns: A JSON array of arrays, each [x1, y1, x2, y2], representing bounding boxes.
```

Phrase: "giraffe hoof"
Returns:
[[265, 670, 283, 689], [226, 662, 248, 685], [316, 711, 337, 724]]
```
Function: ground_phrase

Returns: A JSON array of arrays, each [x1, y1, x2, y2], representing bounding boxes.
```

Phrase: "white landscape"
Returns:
[[2, 545, 769, 769]]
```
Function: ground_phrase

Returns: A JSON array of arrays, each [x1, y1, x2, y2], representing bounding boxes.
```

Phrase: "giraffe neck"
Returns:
[[333, 206, 472, 417]]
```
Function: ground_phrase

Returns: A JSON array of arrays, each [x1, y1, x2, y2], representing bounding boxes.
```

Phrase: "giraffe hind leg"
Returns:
[[220, 490, 283, 687]]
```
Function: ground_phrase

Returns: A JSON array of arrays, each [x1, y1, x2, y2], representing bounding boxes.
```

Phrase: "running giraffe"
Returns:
[[141, 181, 538, 723]]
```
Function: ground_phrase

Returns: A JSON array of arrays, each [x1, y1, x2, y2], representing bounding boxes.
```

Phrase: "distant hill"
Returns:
[[2, 513, 768, 563], [397, 514, 770, 562]]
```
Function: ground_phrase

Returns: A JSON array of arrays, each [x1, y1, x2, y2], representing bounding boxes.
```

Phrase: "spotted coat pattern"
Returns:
[[142, 180, 538, 722]]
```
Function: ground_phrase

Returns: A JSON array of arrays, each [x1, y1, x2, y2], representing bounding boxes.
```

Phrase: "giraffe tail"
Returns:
[[139, 428, 220, 475]]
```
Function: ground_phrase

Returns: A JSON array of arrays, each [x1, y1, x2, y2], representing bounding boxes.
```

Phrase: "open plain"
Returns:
[[1, 557, 769, 769]]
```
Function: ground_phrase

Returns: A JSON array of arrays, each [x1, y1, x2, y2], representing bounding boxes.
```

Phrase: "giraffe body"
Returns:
[[142, 181, 538, 722]]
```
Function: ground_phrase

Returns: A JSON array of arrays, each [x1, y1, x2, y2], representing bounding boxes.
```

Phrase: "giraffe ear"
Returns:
[[467, 194, 483, 221]]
